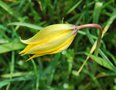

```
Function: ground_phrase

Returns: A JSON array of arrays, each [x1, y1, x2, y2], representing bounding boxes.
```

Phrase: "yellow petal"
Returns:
[[26, 54, 46, 61], [22, 30, 74, 54], [21, 24, 74, 44], [31, 33, 76, 55], [26, 34, 76, 61], [19, 30, 72, 55], [50, 34, 76, 54], [19, 44, 33, 54]]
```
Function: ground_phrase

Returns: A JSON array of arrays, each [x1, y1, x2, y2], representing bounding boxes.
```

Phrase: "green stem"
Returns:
[[31, 60, 39, 90]]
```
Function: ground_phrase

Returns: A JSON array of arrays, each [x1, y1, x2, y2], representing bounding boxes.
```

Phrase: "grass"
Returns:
[[0, 0, 116, 90]]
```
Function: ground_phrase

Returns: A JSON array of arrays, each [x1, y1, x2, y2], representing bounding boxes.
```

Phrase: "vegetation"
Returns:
[[0, 0, 116, 90]]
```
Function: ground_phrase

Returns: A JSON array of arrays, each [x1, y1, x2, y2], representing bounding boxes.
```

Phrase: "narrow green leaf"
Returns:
[[85, 53, 116, 72], [0, 1, 21, 20], [8, 22, 43, 30], [0, 76, 34, 88], [0, 1, 14, 15], [0, 39, 25, 54], [93, 2, 103, 23], [102, 8, 116, 36], [99, 49, 114, 67], [66, 0, 83, 14]]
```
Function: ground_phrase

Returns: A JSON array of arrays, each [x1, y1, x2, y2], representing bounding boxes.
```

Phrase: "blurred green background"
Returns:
[[0, 0, 116, 90]]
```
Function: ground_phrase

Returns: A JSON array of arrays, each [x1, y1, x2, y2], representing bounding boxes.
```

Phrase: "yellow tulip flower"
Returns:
[[19, 23, 102, 61], [19, 24, 77, 60]]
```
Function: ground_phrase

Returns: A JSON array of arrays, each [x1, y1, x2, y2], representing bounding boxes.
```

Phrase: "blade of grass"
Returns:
[[85, 53, 116, 72], [93, 2, 103, 23], [102, 8, 116, 36], [0, 1, 14, 15], [8, 22, 43, 30], [0, 1, 21, 21], [6, 51, 15, 90], [1, 72, 33, 78], [0, 39, 24, 54], [31, 60, 39, 90], [66, 0, 83, 14], [0, 76, 35, 88], [99, 49, 114, 67]]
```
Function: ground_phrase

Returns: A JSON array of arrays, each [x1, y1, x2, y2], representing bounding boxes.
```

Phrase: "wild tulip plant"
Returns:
[[19, 24, 103, 61]]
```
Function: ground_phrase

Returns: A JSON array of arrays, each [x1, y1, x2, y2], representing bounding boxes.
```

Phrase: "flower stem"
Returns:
[[75, 24, 103, 75], [76, 24, 102, 31], [76, 24, 103, 55]]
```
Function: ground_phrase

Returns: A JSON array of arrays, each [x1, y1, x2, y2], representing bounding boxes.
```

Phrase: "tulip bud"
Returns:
[[19, 24, 77, 60]]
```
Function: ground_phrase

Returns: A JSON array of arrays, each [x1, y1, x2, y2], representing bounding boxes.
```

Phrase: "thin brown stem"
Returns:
[[76, 24, 103, 55], [76, 24, 102, 31]]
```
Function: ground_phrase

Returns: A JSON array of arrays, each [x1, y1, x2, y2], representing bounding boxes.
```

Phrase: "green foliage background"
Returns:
[[0, 0, 116, 90]]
